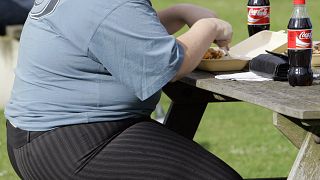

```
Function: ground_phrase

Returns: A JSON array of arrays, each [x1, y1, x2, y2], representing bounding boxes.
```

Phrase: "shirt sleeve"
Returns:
[[88, 0, 184, 101]]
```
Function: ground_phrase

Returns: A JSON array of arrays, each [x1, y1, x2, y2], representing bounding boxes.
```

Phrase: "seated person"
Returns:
[[5, 1, 241, 179]]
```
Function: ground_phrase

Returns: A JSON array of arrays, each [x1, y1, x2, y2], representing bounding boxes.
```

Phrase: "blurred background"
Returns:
[[1, 0, 319, 179]]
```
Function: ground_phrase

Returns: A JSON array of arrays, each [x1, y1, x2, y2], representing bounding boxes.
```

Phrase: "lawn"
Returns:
[[1, 0, 320, 179]]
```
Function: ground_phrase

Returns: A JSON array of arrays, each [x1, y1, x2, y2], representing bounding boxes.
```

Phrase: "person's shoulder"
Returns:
[[126, 0, 152, 6], [115, 0, 152, 8]]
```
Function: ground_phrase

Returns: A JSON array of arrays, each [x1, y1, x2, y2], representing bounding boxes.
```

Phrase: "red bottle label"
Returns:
[[247, 6, 270, 25], [288, 29, 312, 49]]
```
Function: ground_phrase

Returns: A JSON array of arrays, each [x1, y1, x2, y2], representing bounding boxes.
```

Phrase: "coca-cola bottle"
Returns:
[[287, 0, 313, 86], [247, 0, 270, 36]]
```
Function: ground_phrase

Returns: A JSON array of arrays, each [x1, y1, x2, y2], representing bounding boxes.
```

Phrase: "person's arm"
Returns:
[[157, 4, 218, 35], [172, 18, 232, 82], [157, 4, 232, 82]]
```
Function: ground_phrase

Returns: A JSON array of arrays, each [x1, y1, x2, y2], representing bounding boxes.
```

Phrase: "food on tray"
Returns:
[[202, 48, 225, 60], [313, 42, 320, 54]]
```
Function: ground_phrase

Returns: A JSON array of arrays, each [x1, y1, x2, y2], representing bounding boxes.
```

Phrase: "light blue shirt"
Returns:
[[5, 0, 184, 131]]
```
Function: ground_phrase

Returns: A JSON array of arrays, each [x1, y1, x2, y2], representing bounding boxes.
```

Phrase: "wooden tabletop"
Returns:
[[179, 68, 320, 120]]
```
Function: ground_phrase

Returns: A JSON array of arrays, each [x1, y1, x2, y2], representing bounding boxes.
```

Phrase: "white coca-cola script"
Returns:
[[299, 31, 312, 40], [247, 6, 270, 25], [248, 8, 268, 17], [288, 29, 312, 49]]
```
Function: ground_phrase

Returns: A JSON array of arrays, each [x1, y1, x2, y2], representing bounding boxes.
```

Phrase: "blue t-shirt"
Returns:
[[5, 0, 184, 131]]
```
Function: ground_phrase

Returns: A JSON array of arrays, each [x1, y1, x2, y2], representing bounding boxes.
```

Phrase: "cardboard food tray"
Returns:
[[312, 41, 320, 67], [198, 56, 249, 72], [198, 30, 288, 72], [312, 54, 320, 66]]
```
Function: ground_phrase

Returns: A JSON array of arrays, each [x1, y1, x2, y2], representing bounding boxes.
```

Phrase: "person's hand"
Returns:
[[210, 18, 233, 50], [173, 17, 232, 81], [196, 18, 232, 49]]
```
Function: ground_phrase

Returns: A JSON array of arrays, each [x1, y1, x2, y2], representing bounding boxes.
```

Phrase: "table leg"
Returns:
[[273, 113, 320, 180], [164, 102, 208, 140], [163, 81, 212, 139], [288, 131, 320, 180], [273, 113, 308, 149], [163, 81, 238, 140]]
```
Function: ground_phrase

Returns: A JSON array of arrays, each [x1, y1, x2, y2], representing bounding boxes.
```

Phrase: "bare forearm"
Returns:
[[172, 18, 232, 82], [172, 19, 218, 81], [158, 4, 217, 35]]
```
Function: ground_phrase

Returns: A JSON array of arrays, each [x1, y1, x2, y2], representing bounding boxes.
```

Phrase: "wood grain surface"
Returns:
[[180, 69, 320, 120]]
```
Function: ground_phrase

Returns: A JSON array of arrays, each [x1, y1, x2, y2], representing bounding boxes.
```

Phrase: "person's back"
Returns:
[[5, 0, 162, 131]]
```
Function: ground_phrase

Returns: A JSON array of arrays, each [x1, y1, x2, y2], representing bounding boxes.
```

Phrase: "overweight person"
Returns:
[[5, 0, 241, 179]]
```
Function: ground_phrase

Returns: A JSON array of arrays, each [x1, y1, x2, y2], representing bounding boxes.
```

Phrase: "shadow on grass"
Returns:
[[198, 141, 212, 150]]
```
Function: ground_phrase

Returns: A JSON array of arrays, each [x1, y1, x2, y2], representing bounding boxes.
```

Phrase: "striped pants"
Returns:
[[7, 118, 242, 180]]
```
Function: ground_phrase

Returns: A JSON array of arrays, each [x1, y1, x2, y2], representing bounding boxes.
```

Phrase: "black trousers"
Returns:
[[7, 118, 242, 180]]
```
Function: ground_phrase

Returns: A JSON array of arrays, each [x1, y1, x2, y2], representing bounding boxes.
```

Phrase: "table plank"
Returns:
[[288, 131, 320, 180], [273, 113, 308, 149], [180, 70, 320, 120]]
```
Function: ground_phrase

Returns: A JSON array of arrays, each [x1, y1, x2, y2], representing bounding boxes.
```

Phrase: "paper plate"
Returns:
[[197, 31, 287, 72], [197, 57, 249, 72]]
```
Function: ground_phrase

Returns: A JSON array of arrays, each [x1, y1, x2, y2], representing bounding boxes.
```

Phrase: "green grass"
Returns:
[[159, 94, 297, 179], [153, 0, 320, 43], [2, 0, 320, 179], [195, 102, 297, 178]]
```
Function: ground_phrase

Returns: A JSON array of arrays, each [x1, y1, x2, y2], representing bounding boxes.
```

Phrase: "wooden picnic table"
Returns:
[[163, 67, 320, 180]]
